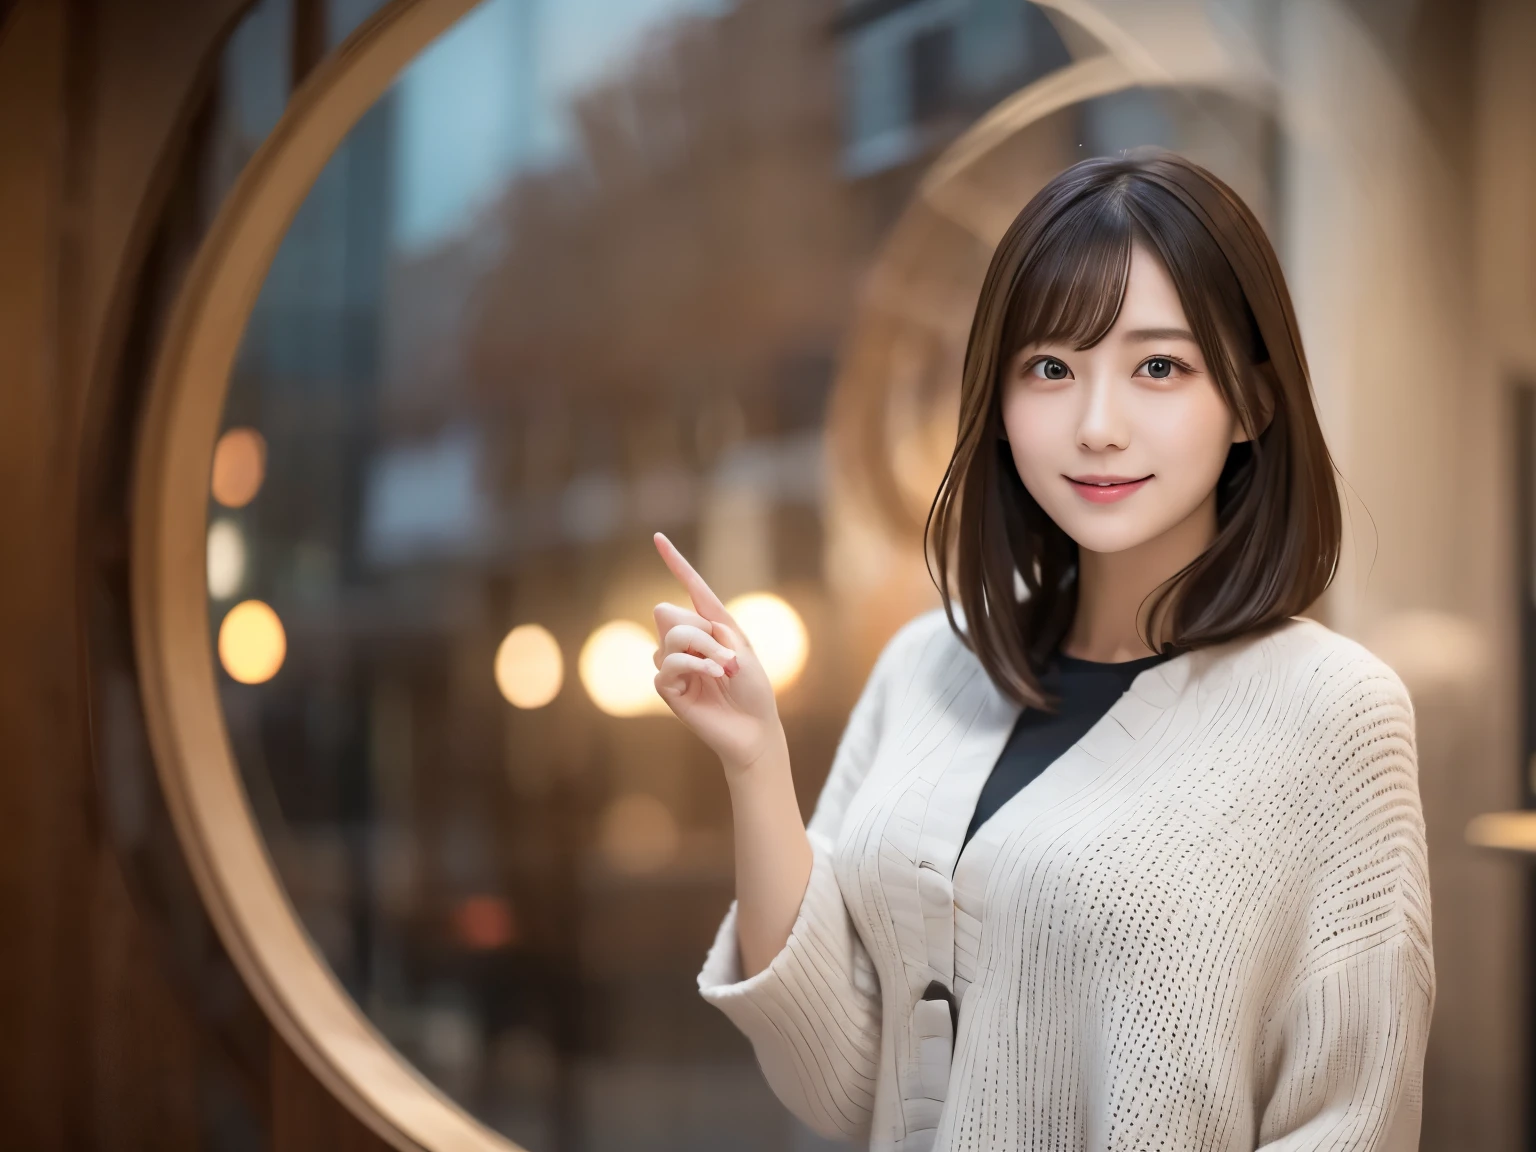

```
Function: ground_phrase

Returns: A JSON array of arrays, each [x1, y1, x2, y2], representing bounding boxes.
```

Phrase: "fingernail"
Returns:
[[705, 660, 723, 676]]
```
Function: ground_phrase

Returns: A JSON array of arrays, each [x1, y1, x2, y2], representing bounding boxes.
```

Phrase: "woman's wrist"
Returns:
[[721, 723, 790, 786], [723, 723, 813, 979]]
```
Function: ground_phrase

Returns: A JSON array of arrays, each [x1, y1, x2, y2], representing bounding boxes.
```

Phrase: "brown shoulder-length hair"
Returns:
[[927, 148, 1341, 711]]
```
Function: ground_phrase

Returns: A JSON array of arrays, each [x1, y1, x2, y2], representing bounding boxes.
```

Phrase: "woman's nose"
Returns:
[[1075, 376, 1130, 451]]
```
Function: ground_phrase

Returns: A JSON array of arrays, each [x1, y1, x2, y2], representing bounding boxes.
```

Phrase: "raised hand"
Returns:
[[651, 532, 784, 773], [652, 532, 810, 979]]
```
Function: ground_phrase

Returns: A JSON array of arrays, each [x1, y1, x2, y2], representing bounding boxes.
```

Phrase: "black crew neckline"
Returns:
[[1054, 648, 1177, 673]]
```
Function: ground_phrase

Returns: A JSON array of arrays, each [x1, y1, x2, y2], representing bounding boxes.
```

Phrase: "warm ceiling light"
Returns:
[[579, 619, 667, 717], [206, 519, 246, 600], [724, 592, 809, 691], [211, 427, 267, 508], [494, 623, 563, 708], [218, 599, 287, 684]]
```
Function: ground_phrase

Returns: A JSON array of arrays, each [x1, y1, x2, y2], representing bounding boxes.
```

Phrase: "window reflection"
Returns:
[[205, 0, 1279, 1147]]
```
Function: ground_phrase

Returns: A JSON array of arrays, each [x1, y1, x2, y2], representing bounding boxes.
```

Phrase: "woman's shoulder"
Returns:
[[859, 605, 994, 715], [1218, 617, 1419, 799], [1232, 615, 1414, 714], [870, 604, 969, 673]]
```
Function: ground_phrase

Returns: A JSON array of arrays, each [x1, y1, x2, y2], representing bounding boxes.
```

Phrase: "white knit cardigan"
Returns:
[[697, 608, 1433, 1151]]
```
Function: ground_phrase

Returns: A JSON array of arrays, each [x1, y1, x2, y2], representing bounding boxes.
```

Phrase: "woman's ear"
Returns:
[[1233, 361, 1277, 443]]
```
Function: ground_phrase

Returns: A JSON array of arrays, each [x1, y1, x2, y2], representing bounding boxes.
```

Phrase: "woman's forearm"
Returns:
[[725, 729, 815, 979]]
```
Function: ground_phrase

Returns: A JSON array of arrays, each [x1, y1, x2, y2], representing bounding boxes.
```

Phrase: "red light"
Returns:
[[451, 896, 516, 951]]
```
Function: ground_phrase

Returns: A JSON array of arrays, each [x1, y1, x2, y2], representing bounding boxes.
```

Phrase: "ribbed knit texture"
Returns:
[[697, 608, 1433, 1151]]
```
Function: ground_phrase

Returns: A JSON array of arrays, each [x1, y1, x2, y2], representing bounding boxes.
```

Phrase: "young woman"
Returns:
[[650, 150, 1432, 1151]]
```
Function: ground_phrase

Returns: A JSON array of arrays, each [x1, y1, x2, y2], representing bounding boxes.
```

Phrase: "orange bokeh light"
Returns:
[[494, 623, 563, 708], [217, 599, 287, 684], [211, 426, 267, 508]]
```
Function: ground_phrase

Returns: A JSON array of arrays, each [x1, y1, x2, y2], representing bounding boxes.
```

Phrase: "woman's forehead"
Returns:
[[1118, 244, 1189, 323]]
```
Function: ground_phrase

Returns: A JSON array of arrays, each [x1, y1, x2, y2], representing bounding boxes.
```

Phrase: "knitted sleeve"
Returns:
[[696, 614, 926, 1140], [1256, 655, 1435, 1150]]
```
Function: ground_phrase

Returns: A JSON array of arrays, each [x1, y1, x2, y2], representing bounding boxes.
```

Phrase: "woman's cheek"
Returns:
[[1139, 395, 1229, 475], [1006, 418, 1063, 503]]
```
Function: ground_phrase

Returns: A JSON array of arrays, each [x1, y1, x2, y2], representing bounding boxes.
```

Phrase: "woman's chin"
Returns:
[[1058, 521, 1165, 557]]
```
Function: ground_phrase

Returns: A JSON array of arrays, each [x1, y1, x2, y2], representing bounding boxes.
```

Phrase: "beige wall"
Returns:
[[1276, 0, 1529, 1146]]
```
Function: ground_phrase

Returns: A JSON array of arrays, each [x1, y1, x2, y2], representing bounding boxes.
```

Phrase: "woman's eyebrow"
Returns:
[[1124, 326, 1197, 342]]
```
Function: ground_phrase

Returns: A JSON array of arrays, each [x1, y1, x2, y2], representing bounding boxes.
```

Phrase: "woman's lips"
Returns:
[[1067, 475, 1152, 503]]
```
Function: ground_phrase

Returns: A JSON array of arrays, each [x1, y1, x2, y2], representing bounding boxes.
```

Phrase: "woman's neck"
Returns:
[[1061, 490, 1218, 663]]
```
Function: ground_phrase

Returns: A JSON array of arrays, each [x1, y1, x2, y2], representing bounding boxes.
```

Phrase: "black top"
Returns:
[[960, 648, 1180, 852]]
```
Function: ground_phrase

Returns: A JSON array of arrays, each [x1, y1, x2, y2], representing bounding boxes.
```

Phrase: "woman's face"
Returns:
[[1000, 243, 1248, 556]]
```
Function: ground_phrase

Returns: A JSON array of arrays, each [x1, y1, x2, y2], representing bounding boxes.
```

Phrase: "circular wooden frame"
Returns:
[[131, 2, 511, 1149], [131, 1, 1273, 1148]]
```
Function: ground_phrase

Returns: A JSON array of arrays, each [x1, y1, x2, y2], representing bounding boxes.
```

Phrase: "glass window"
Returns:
[[204, 1, 1280, 1147]]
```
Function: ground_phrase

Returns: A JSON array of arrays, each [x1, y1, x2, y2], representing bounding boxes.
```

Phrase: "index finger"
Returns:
[[653, 532, 734, 627]]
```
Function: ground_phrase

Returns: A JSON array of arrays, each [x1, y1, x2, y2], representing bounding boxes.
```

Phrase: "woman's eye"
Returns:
[[1029, 357, 1071, 381], [1138, 357, 1179, 380]]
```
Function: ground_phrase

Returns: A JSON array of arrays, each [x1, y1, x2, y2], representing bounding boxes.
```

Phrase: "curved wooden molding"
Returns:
[[130, 1, 517, 1149]]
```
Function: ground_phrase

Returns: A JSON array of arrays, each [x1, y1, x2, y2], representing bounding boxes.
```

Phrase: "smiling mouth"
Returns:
[[1066, 474, 1153, 503]]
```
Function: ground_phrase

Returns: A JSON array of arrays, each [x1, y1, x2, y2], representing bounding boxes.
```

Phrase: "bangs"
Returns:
[[1002, 190, 1135, 359]]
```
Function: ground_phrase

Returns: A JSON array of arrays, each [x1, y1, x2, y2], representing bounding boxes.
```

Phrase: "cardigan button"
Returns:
[[914, 980, 956, 1103], [920, 979, 958, 1035]]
